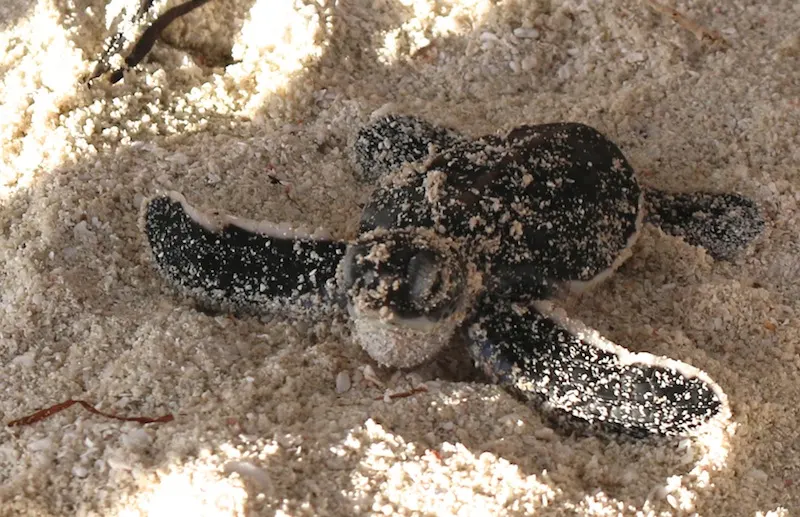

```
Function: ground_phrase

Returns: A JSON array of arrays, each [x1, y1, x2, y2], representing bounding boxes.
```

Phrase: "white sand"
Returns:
[[1, 0, 798, 515]]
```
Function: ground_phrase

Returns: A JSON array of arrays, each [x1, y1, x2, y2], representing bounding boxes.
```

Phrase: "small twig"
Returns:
[[374, 386, 429, 401], [645, 0, 728, 46], [265, 173, 303, 210], [7, 399, 174, 427], [89, 0, 156, 81], [106, 0, 213, 84]]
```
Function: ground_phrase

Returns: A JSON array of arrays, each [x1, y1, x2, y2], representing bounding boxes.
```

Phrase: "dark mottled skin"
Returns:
[[144, 115, 764, 438], [145, 196, 346, 316], [352, 114, 463, 183], [466, 298, 723, 437], [362, 123, 642, 299]]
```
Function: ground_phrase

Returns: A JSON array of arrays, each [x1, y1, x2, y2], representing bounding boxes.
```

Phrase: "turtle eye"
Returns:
[[407, 249, 442, 303]]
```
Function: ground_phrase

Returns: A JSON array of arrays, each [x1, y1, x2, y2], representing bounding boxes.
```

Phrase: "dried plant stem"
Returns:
[[8, 399, 174, 427], [645, 0, 728, 45]]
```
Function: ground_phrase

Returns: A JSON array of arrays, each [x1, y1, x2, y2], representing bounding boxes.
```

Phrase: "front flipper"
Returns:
[[143, 192, 347, 317], [463, 298, 728, 438], [643, 188, 764, 261], [352, 115, 464, 183]]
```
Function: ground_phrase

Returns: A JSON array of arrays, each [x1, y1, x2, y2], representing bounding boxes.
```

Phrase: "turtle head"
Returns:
[[341, 229, 470, 368]]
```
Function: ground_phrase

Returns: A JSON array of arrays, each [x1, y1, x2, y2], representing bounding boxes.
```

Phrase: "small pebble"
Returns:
[[167, 152, 189, 164], [362, 365, 384, 387], [224, 461, 272, 491], [513, 27, 539, 39], [533, 427, 555, 441], [121, 428, 152, 451], [27, 438, 52, 452], [72, 465, 89, 478], [747, 468, 768, 482], [521, 55, 538, 71], [335, 371, 351, 393], [10, 350, 35, 368]]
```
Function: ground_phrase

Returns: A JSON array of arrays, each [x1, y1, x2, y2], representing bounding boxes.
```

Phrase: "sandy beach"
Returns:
[[1, 0, 798, 515]]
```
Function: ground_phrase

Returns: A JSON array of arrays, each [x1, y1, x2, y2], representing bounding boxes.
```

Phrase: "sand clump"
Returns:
[[0, 0, 799, 515]]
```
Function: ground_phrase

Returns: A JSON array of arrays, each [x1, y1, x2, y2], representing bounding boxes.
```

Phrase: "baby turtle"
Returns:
[[143, 116, 764, 437]]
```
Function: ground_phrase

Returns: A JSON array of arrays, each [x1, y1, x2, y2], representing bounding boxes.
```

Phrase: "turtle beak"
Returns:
[[346, 301, 458, 369], [340, 230, 477, 368]]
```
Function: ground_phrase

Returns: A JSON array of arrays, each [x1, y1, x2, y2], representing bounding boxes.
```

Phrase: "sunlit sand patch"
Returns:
[[0, 0, 326, 199], [227, 0, 324, 117], [344, 418, 559, 514], [0, 0, 84, 194], [114, 463, 248, 517], [376, 0, 495, 65]]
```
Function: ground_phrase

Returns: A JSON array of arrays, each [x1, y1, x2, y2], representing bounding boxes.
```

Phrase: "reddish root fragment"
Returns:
[[374, 386, 429, 401], [427, 449, 443, 461], [645, 0, 728, 46], [7, 399, 174, 427]]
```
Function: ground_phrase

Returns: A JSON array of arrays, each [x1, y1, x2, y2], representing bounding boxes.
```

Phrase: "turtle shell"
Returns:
[[360, 122, 643, 299]]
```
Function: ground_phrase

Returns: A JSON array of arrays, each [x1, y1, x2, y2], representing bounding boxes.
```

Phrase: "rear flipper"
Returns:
[[463, 298, 729, 438], [143, 192, 347, 317], [352, 115, 464, 183], [643, 188, 764, 261]]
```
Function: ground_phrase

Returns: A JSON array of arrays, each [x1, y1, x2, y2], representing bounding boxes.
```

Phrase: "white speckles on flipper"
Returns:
[[644, 188, 765, 260], [465, 297, 730, 438], [142, 193, 346, 318], [352, 114, 463, 183]]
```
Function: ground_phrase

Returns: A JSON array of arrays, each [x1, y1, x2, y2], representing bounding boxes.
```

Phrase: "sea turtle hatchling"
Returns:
[[142, 116, 764, 437]]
